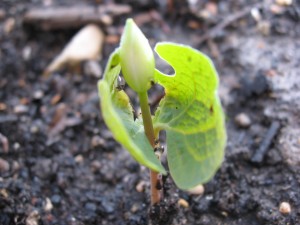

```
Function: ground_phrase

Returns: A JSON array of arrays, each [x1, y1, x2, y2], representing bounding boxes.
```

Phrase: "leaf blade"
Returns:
[[153, 42, 226, 189]]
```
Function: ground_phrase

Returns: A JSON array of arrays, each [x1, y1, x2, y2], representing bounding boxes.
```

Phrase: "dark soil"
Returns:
[[1, 0, 300, 225]]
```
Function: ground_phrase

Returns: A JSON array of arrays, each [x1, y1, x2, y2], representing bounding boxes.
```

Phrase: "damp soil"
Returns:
[[1, 0, 300, 225]]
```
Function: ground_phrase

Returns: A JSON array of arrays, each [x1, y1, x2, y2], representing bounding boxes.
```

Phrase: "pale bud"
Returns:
[[119, 19, 155, 93]]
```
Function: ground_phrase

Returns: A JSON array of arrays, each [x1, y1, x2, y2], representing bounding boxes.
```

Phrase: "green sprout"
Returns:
[[98, 19, 226, 205]]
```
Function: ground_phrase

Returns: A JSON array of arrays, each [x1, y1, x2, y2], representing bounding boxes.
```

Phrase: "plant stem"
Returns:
[[138, 91, 161, 205]]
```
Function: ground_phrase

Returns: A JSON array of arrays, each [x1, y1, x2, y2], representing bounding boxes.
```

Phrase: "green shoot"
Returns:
[[98, 19, 226, 205]]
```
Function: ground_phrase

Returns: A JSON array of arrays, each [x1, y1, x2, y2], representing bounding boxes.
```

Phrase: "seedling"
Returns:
[[98, 19, 226, 205]]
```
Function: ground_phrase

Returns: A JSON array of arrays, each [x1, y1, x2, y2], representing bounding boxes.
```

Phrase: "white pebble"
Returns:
[[26, 210, 40, 225], [14, 105, 29, 114], [43, 198, 53, 212], [22, 46, 32, 61], [235, 113, 251, 128], [33, 90, 44, 100], [279, 202, 291, 214]]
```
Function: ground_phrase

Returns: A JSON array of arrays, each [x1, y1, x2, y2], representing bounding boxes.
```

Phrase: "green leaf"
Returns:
[[153, 42, 226, 190], [98, 49, 166, 174]]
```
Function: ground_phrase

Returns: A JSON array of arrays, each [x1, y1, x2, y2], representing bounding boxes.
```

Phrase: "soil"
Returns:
[[1, 0, 300, 225]]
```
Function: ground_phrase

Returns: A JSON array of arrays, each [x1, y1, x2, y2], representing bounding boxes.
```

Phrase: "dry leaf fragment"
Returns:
[[44, 24, 104, 76]]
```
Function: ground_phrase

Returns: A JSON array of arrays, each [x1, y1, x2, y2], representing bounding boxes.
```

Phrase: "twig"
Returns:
[[23, 4, 132, 30], [197, 2, 264, 45], [251, 121, 280, 163], [138, 92, 162, 205]]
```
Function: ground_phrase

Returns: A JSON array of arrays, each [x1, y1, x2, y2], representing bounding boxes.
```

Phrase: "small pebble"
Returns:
[[136, 181, 146, 193], [178, 198, 189, 208], [235, 113, 251, 128], [105, 35, 119, 44], [257, 20, 271, 36], [100, 200, 114, 214], [14, 104, 29, 114], [130, 203, 140, 213], [199, 215, 212, 224], [270, 4, 285, 15], [30, 126, 39, 134], [0, 188, 8, 198], [279, 202, 291, 214], [51, 194, 61, 205], [91, 136, 105, 148], [0, 133, 9, 153], [102, 130, 113, 139], [85, 202, 97, 212], [4, 17, 15, 34], [33, 90, 44, 100], [26, 210, 40, 225], [187, 184, 205, 195], [74, 154, 84, 163], [22, 46, 32, 61], [0, 9, 6, 20], [13, 142, 20, 150], [0, 103, 7, 111], [221, 211, 228, 217], [44, 198, 53, 212], [12, 161, 20, 172], [0, 158, 10, 173], [90, 160, 102, 173]]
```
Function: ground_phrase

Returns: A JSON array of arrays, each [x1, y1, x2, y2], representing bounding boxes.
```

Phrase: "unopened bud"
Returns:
[[119, 19, 155, 93]]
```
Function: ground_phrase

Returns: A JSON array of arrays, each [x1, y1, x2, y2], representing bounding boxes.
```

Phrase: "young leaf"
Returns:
[[153, 42, 226, 190], [98, 50, 166, 174]]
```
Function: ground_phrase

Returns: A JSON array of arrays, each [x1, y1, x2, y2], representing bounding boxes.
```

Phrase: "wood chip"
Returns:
[[178, 198, 189, 208], [44, 24, 104, 76], [136, 181, 146, 193], [50, 94, 62, 105], [4, 17, 15, 34]]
